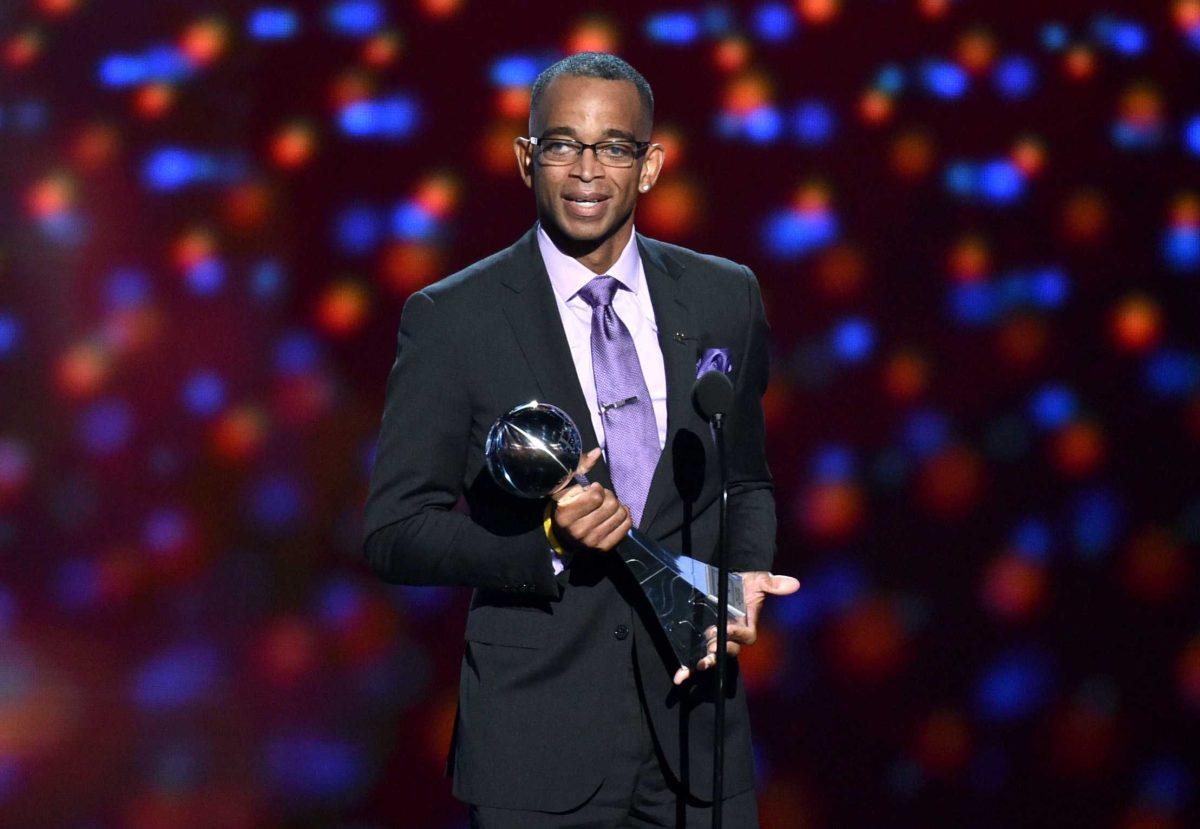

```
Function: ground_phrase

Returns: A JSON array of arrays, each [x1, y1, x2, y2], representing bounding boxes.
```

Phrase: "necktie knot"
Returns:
[[577, 275, 621, 309]]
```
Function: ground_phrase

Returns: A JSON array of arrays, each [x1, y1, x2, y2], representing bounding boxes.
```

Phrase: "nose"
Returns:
[[572, 146, 605, 181]]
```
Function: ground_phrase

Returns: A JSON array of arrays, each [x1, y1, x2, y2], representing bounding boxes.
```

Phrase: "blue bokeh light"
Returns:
[[829, 317, 876, 364], [182, 371, 226, 418], [248, 7, 300, 40], [993, 55, 1038, 100], [78, 398, 135, 457], [1028, 384, 1078, 430], [752, 3, 797, 43], [0, 312, 21, 357], [920, 59, 970, 100], [792, 100, 836, 146], [339, 96, 420, 140], [645, 12, 701, 45], [762, 208, 839, 259], [975, 647, 1055, 723], [326, 0, 386, 37], [132, 644, 221, 711]]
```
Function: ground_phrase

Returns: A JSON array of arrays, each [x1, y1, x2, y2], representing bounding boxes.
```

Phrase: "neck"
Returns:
[[541, 213, 635, 274]]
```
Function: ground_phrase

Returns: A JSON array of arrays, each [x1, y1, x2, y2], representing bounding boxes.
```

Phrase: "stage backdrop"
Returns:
[[2, 1, 1198, 826]]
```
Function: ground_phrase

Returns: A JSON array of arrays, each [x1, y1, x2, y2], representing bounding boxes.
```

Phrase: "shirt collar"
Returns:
[[536, 220, 642, 305]]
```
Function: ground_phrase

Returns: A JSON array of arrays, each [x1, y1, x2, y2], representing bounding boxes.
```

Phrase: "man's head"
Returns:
[[514, 53, 664, 253]]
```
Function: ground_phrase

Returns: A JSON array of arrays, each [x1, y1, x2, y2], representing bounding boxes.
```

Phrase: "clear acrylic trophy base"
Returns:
[[621, 528, 746, 669]]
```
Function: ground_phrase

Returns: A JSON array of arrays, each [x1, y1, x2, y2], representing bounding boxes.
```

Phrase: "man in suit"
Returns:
[[362, 52, 799, 827]]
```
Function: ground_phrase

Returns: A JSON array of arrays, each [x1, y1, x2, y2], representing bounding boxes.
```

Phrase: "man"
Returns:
[[362, 52, 799, 827]]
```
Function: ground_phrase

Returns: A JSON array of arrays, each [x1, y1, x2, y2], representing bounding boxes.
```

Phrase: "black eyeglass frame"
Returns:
[[520, 135, 653, 167]]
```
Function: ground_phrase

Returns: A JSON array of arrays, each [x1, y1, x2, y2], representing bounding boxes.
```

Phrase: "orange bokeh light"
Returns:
[[271, 121, 318, 169], [1051, 420, 1106, 478], [316, 280, 371, 337], [1110, 294, 1162, 353], [71, 122, 121, 172], [637, 177, 703, 240], [1064, 46, 1096, 80], [381, 242, 441, 295], [723, 73, 772, 115], [713, 37, 751, 73], [798, 0, 840, 25], [3, 31, 43, 69], [913, 709, 972, 777], [996, 314, 1048, 369], [918, 445, 984, 518], [26, 173, 73, 219], [982, 554, 1047, 620], [210, 404, 269, 463], [814, 243, 868, 300], [829, 598, 908, 681], [883, 349, 930, 401], [802, 481, 864, 542], [172, 228, 217, 271], [890, 130, 936, 181], [948, 235, 989, 282], [1061, 189, 1109, 243], [566, 16, 618, 54], [133, 83, 174, 119], [957, 29, 997, 74], [180, 17, 227, 67], [420, 0, 464, 18], [859, 89, 893, 125], [495, 86, 531, 119], [362, 32, 402, 68], [55, 341, 112, 399]]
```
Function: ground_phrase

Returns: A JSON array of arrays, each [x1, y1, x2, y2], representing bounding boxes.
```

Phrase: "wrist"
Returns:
[[543, 501, 567, 558]]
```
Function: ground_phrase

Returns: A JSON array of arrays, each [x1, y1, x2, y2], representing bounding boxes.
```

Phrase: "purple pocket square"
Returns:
[[696, 347, 732, 378]]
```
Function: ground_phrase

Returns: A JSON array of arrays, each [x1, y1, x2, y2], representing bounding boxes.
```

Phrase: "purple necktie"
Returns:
[[576, 275, 661, 528]]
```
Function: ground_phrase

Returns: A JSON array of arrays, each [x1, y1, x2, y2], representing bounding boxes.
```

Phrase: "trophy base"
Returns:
[[621, 529, 747, 669]]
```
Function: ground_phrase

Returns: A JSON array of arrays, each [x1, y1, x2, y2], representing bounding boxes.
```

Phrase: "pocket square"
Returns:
[[696, 347, 732, 378]]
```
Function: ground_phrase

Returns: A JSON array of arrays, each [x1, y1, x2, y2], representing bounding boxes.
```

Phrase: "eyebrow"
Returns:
[[540, 126, 642, 141]]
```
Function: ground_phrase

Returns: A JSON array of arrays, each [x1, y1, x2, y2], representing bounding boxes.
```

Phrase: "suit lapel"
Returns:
[[499, 226, 615, 493], [636, 233, 698, 534]]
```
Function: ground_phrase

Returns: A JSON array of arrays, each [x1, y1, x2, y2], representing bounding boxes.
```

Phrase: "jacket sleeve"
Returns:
[[361, 289, 560, 597], [725, 265, 778, 573]]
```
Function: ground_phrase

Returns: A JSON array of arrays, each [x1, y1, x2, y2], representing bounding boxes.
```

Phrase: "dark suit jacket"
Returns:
[[361, 223, 776, 811]]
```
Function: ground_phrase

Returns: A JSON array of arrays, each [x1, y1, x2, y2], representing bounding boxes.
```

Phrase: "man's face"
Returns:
[[514, 76, 663, 244]]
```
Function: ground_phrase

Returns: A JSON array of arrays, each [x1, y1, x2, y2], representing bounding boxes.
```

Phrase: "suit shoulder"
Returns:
[[419, 244, 513, 303], [643, 237, 754, 284]]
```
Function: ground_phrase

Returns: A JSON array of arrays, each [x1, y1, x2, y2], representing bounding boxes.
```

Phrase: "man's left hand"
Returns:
[[672, 571, 801, 686]]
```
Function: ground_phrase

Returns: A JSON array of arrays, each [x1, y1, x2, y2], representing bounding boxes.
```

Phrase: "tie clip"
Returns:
[[599, 395, 638, 414]]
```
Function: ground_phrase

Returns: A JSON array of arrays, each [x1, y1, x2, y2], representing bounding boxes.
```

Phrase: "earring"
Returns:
[[640, 183, 649, 191]]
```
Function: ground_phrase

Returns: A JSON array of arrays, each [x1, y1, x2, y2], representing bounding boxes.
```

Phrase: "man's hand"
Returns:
[[551, 448, 633, 553], [672, 571, 801, 685]]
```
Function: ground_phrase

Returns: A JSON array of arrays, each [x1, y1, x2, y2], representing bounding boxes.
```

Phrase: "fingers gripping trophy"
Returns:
[[484, 401, 746, 671]]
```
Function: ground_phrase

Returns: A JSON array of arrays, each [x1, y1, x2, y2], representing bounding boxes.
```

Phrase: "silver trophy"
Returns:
[[484, 401, 746, 669]]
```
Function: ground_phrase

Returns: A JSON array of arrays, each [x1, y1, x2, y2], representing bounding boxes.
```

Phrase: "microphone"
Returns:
[[693, 369, 734, 421]]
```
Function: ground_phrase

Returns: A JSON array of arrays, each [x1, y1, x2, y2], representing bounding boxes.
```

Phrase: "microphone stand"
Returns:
[[711, 410, 729, 829]]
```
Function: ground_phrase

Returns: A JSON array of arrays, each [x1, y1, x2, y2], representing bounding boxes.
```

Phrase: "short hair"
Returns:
[[529, 52, 655, 136]]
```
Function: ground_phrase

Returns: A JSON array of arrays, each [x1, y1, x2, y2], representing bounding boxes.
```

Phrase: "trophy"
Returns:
[[484, 401, 746, 669]]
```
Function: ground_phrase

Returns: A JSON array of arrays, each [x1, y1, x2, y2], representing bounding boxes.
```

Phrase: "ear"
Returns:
[[513, 137, 534, 189], [639, 142, 666, 193]]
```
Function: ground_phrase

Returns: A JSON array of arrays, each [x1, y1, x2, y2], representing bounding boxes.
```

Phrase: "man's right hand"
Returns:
[[550, 447, 632, 553]]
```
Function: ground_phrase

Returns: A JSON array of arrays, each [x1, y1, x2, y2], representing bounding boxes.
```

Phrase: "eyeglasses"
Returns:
[[522, 136, 651, 168]]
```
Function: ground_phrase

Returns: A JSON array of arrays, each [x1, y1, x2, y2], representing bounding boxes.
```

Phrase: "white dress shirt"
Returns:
[[536, 222, 668, 574], [536, 221, 668, 454]]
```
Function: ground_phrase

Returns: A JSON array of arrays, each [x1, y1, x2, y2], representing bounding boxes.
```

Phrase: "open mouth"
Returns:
[[562, 194, 610, 218]]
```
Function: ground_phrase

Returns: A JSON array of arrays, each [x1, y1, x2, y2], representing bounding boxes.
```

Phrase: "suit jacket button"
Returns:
[[613, 624, 629, 641]]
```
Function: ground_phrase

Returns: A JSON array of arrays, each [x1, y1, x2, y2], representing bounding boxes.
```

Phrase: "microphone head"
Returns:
[[693, 370, 735, 421]]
